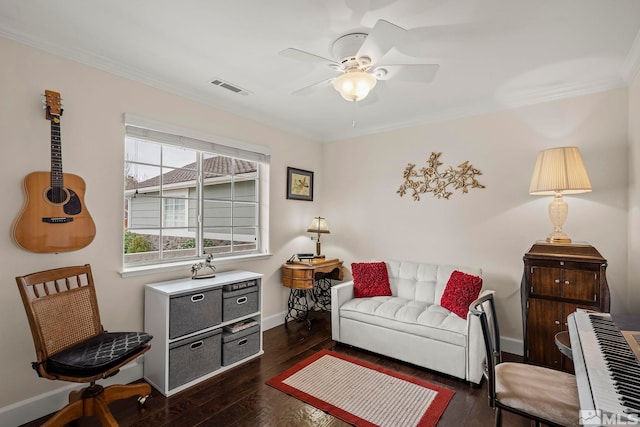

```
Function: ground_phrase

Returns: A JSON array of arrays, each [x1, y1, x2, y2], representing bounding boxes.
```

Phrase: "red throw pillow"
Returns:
[[351, 262, 392, 298], [440, 270, 483, 319]]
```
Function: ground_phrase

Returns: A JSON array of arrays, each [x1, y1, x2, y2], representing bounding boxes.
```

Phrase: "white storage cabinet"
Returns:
[[144, 270, 263, 396]]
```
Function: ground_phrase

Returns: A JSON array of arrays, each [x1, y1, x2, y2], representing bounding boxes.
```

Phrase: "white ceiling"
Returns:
[[2, 0, 640, 142]]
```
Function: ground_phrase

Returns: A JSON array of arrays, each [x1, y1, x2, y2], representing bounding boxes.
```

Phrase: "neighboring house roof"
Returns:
[[127, 157, 256, 190]]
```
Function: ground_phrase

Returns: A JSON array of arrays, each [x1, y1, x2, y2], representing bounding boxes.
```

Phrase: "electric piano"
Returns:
[[567, 310, 640, 424]]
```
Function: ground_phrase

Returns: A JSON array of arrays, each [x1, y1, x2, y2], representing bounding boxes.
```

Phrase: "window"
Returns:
[[163, 189, 188, 228], [123, 115, 270, 269]]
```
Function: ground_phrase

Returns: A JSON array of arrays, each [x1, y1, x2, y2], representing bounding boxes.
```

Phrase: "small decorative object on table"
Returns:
[[191, 253, 216, 279]]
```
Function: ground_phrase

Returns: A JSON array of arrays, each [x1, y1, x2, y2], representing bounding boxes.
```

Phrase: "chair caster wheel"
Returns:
[[138, 394, 150, 407]]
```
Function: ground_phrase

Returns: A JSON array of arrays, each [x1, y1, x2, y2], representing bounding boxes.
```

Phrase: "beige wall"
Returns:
[[0, 37, 324, 408], [322, 89, 630, 343], [629, 71, 640, 312]]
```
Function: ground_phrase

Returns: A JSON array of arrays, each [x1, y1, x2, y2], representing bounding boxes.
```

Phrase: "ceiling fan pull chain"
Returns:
[[352, 100, 358, 128]]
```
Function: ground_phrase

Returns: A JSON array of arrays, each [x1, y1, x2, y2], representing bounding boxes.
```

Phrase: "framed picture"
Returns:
[[286, 167, 313, 201]]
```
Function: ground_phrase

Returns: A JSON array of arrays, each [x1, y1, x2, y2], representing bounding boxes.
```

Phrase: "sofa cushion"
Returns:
[[352, 262, 392, 298], [440, 270, 483, 319], [385, 261, 482, 305], [339, 296, 468, 346]]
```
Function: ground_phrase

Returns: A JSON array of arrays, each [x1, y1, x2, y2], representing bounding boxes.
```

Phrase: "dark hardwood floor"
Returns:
[[20, 311, 533, 427]]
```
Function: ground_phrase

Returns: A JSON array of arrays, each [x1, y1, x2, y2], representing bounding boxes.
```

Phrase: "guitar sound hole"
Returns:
[[46, 187, 68, 205]]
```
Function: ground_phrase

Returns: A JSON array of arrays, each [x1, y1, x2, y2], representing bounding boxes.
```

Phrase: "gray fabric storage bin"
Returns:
[[169, 328, 222, 390], [169, 288, 221, 339], [222, 325, 260, 366], [222, 287, 258, 322]]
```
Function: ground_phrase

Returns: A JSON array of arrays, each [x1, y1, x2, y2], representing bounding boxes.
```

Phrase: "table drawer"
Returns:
[[282, 268, 314, 289]]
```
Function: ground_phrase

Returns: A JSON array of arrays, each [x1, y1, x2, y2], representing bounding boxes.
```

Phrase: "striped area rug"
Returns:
[[266, 349, 454, 427]]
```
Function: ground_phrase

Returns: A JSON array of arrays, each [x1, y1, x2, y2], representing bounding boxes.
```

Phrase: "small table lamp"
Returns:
[[529, 146, 592, 243], [307, 216, 330, 258]]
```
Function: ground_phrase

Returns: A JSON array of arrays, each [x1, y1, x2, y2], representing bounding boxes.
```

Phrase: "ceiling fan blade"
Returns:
[[356, 19, 407, 66], [291, 77, 334, 96], [374, 64, 439, 83], [279, 48, 340, 68]]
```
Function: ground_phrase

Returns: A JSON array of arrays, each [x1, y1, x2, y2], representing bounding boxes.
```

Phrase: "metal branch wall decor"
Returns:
[[397, 152, 485, 201]]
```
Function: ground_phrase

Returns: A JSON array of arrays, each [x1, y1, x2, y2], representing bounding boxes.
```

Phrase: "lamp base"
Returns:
[[546, 237, 572, 244], [546, 230, 572, 244], [545, 193, 572, 244]]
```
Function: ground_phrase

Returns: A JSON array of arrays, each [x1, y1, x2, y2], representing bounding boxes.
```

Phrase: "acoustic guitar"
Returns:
[[12, 90, 96, 253]]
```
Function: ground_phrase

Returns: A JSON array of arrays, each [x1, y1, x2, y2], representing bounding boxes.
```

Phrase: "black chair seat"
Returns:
[[47, 332, 152, 377]]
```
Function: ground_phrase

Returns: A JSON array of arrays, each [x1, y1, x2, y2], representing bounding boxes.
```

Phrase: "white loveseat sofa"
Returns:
[[331, 260, 490, 384]]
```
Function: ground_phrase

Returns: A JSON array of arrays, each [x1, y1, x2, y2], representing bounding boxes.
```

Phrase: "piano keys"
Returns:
[[567, 311, 640, 424]]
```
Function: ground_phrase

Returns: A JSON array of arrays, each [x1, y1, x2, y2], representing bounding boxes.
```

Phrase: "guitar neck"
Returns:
[[50, 115, 64, 190]]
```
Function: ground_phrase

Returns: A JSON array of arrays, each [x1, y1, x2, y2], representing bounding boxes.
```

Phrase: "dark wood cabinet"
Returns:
[[521, 242, 609, 372]]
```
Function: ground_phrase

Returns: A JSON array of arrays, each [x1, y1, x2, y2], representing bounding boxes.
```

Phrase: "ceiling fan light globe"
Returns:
[[333, 71, 377, 102]]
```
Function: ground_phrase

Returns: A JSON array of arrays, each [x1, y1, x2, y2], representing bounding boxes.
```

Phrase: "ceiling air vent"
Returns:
[[210, 78, 251, 96]]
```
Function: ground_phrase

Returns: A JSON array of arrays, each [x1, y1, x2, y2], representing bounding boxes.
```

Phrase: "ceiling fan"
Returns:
[[280, 19, 439, 102]]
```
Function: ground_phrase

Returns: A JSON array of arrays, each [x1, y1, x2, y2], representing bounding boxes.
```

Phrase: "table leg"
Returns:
[[313, 276, 333, 310], [285, 288, 311, 328]]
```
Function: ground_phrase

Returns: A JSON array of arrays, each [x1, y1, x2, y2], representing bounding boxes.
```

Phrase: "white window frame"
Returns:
[[121, 114, 271, 277]]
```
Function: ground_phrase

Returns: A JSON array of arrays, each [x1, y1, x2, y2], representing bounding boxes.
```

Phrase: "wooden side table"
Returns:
[[281, 258, 343, 325]]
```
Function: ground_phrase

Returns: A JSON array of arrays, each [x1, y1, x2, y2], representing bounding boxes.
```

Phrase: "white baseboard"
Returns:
[[0, 361, 143, 427], [501, 336, 524, 356], [262, 310, 286, 331]]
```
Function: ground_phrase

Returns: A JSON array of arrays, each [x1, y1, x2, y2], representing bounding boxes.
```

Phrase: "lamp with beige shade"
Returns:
[[307, 216, 330, 258], [529, 146, 592, 243]]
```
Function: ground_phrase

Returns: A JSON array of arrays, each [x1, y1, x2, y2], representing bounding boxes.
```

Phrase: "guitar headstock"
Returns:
[[44, 90, 63, 120]]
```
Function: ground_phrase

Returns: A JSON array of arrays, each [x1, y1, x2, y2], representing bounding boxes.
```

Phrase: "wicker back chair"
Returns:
[[16, 264, 152, 426]]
